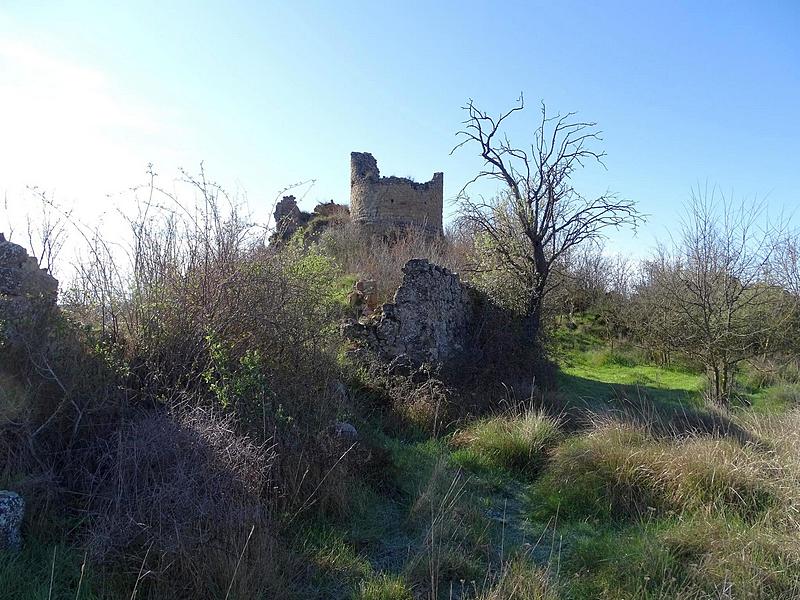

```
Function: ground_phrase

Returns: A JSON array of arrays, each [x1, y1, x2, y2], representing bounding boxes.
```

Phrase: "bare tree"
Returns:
[[452, 95, 642, 343], [641, 191, 788, 405], [776, 233, 800, 298], [629, 249, 680, 366]]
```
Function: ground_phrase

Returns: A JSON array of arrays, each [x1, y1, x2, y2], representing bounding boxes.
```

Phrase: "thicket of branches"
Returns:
[[0, 167, 361, 597], [540, 190, 800, 406]]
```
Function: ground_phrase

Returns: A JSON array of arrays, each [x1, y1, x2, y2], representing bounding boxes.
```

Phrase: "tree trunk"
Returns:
[[721, 362, 731, 406], [711, 364, 721, 405], [524, 297, 542, 346]]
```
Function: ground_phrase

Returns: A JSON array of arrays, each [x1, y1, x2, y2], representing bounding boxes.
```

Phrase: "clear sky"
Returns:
[[1, 1, 798, 259]]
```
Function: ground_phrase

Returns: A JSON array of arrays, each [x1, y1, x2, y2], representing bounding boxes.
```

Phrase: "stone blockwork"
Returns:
[[0, 233, 58, 336], [344, 259, 472, 364], [350, 152, 443, 238], [273, 195, 304, 237]]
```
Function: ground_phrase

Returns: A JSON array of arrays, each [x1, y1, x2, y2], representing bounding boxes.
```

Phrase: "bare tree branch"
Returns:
[[453, 97, 643, 341]]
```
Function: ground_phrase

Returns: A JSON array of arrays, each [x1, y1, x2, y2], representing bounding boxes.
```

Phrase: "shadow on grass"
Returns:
[[557, 369, 699, 407], [555, 372, 762, 447]]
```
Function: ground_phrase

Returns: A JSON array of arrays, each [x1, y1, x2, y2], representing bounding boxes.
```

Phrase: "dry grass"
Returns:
[[476, 558, 559, 600], [534, 416, 791, 523], [319, 221, 468, 303]]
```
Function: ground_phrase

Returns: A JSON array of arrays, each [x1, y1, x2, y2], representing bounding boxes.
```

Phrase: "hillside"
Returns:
[[3, 204, 800, 600]]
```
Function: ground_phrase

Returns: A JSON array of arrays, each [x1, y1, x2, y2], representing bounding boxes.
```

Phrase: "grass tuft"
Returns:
[[452, 410, 562, 476], [477, 557, 559, 599], [355, 573, 414, 600]]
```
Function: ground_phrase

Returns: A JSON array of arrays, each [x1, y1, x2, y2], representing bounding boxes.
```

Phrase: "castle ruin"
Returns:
[[350, 152, 443, 238]]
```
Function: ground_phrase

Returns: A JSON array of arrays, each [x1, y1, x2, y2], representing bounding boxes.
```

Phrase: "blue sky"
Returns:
[[1, 1, 798, 257]]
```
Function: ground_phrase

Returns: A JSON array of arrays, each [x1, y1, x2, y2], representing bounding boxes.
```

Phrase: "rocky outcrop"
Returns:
[[0, 234, 58, 299], [344, 259, 472, 365], [0, 234, 58, 344], [0, 491, 24, 551], [270, 197, 349, 245], [270, 195, 310, 244]]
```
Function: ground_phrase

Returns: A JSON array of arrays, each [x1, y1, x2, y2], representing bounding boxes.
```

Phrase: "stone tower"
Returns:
[[349, 152, 443, 237]]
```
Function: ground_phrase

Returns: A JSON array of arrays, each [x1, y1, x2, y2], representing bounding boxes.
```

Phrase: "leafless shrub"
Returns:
[[85, 407, 272, 560], [82, 406, 292, 597], [629, 190, 789, 404]]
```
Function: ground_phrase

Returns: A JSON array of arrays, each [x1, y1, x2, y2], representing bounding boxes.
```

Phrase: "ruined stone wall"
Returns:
[[0, 233, 58, 344], [350, 152, 443, 237], [270, 196, 349, 245], [343, 259, 472, 364]]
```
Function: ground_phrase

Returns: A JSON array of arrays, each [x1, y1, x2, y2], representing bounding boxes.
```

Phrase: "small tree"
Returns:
[[642, 191, 788, 405], [628, 250, 682, 366], [453, 95, 642, 343], [768, 233, 800, 357]]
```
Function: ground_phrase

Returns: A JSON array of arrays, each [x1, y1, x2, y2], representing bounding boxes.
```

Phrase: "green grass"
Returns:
[[753, 382, 800, 412], [561, 520, 685, 599], [551, 315, 706, 409], [555, 515, 800, 599], [313, 322, 800, 599], [355, 573, 413, 600], [558, 351, 704, 408], [297, 525, 374, 599]]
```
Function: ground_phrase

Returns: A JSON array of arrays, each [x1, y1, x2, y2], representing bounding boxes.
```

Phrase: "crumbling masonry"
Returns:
[[0, 233, 59, 347], [350, 152, 443, 238], [343, 259, 472, 365]]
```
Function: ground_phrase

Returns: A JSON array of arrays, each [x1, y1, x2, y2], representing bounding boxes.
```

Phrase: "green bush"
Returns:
[[762, 383, 800, 408], [586, 347, 642, 369]]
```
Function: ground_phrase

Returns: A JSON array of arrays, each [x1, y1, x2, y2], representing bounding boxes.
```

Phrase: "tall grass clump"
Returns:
[[405, 460, 487, 597], [453, 409, 562, 476], [355, 573, 414, 600], [532, 419, 782, 522], [476, 558, 559, 600]]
